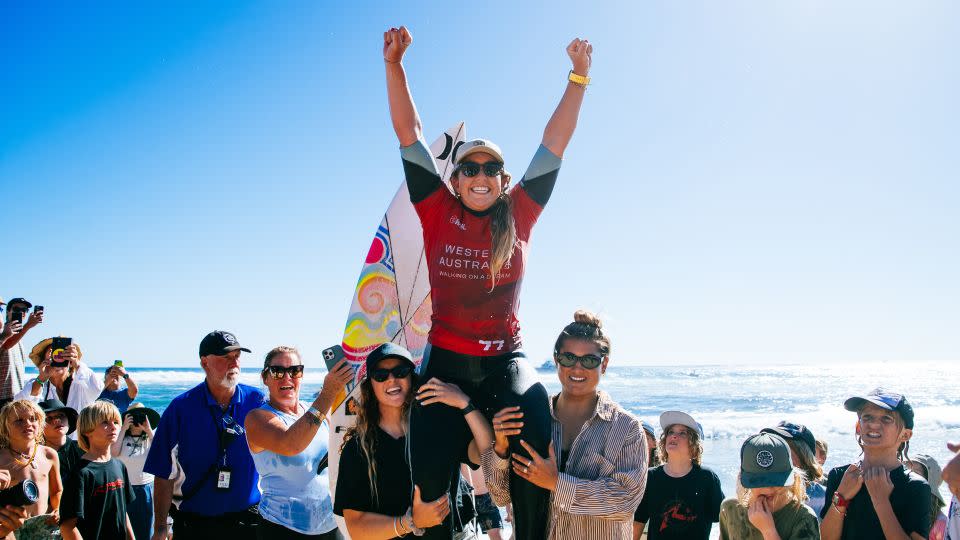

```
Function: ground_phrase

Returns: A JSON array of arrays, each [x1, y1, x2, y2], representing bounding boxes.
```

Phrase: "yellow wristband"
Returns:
[[568, 70, 590, 86]]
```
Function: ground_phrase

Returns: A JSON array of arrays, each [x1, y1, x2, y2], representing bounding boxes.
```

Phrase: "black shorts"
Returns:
[[474, 493, 503, 532]]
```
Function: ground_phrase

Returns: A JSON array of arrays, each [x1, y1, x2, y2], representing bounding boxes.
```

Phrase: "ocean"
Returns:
[[32, 362, 957, 536]]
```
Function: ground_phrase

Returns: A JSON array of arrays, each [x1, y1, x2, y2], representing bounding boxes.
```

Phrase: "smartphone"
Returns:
[[11, 312, 23, 324], [321, 345, 345, 371], [34, 306, 43, 314], [114, 360, 124, 367], [50, 337, 73, 366]]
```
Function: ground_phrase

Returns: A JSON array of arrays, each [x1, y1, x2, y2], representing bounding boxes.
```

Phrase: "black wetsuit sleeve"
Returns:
[[518, 144, 562, 207], [401, 139, 443, 204]]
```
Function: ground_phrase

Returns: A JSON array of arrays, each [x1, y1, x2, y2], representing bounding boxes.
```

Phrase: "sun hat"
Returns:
[[38, 398, 79, 435], [659, 411, 704, 438], [910, 454, 945, 504], [198, 330, 251, 358], [761, 421, 817, 455], [122, 403, 161, 430], [844, 388, 914, 429], [29, 337, 82, 367], [364, 342, 416, 376], [740, 432, 797, 488], [453, 139, 505, 165]]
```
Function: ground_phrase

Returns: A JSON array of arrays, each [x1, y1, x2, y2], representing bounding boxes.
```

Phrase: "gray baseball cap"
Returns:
[[740, 432, 796, 488]]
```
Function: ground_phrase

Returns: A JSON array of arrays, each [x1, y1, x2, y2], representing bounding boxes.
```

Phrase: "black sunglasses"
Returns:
[[264, 365, 305, 380], [457, 161, 504, 178], [369, 364, 412, 382], [554, 351, 604, 369]]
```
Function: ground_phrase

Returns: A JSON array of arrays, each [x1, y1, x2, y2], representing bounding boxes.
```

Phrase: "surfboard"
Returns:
[[327, 123, 465, 537]]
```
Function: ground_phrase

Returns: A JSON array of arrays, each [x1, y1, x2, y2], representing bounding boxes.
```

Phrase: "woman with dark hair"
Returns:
[[334, 343, 492, 539], [820, 388, 929, 540], [486, 310, 647, 539], [244, 346, 353, 539], [383, 24, 592, 539]]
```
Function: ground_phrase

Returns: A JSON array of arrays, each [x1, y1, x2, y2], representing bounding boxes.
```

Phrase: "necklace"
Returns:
[[9, 444, 39, 470]]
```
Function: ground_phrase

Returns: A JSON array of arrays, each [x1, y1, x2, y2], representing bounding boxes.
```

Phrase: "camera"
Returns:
[[129, 412, 147, 425], [0, 480, 40, 507]]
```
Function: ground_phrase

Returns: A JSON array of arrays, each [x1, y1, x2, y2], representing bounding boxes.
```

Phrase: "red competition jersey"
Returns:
[[402, 140, 560, 356]]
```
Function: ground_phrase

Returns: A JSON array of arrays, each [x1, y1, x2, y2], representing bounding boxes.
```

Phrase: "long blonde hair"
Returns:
[[785, 439, 824, 484], [341, 373, 416, 507], [0, 400, 46, 448], [658, 424, 704, 466]]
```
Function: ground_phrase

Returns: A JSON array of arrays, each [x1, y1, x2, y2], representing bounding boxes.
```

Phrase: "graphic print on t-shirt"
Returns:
[[658, 498, 699, 533]]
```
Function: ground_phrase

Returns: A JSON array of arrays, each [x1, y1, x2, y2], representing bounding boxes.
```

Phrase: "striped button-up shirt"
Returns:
[[483, 390, 648, 539]]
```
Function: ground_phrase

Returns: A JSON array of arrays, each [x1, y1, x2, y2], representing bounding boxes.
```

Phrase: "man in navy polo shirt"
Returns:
[[144, 330, 265, 540]]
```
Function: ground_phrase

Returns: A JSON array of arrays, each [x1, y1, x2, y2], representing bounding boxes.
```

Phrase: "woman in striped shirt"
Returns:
[[482, 310, 648, 539]]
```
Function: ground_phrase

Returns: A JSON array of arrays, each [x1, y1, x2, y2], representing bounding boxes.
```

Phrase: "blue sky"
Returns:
[[2, 1, 957, 368]]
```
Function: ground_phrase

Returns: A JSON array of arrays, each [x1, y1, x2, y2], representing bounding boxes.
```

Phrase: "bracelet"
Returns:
[[307, 406, 324, 422], [832, 503, 847, 517], [393, 516, 403, 537], [460, 401, 476, 416], [568, 70, 590, 87]]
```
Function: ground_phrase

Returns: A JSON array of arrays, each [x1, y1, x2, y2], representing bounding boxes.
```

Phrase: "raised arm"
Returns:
[[384, 26, 422, 147], [541, 38, 593, 158]]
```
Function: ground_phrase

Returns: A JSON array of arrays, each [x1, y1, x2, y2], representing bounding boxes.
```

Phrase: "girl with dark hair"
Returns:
[[485, 310, 647, 539], [820, 388, 930, 540], [334, 343, 492, 539], [383, 24, 591, 539]]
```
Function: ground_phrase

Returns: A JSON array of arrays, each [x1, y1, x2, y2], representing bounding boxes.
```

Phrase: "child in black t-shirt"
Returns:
[[820, 388, 930, 540], [60, 401, 136, 540], [634, 411, 724, 540]]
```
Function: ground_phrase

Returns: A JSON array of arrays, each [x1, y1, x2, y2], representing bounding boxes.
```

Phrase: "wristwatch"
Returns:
[[460, 401, 476, 416]]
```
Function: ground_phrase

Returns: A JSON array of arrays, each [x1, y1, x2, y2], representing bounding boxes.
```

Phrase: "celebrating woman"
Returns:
[[383, 24, 591, 539], [485, 310, 647, 539], [244, 346, 353, 539]]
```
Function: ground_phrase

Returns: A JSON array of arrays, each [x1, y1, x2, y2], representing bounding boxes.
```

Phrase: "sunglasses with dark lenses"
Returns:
[[457, 161, 504, 178], [264, 365, 305, 380], [369, 365, 412, 382], [554, 351, 604, 369]]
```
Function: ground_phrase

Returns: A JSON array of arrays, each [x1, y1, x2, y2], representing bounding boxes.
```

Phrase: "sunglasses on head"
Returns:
[[456, 161, 504, 178], [554, 351, 604, 369], [264, 365, 305, 380], [369, 364, 412, 382]]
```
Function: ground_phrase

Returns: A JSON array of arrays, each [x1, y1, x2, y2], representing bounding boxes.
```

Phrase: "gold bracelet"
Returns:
[[568, 70, 590, 87]]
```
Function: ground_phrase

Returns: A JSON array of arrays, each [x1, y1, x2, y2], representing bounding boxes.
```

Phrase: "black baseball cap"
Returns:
[[761, 421, 817, 455], [39, 398, 79, 435], [7, 298, 32, 309], [198, 330, 251, 358], [364, 342, 416, 375], [844, 388, 914, 429]]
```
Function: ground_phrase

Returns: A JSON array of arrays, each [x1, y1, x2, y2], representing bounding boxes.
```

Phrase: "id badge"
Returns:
[[216, 467, 232, 490]]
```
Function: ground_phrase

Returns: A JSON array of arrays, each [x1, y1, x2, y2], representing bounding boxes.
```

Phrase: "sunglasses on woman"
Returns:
[[264, 365, 305, 380], [369, 364, 412, 382], [554, 351, 604, 369], [457, 161, 504, 178]]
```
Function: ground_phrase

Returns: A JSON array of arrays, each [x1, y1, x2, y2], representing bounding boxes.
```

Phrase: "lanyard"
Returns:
[[207, 400, 237, 467]]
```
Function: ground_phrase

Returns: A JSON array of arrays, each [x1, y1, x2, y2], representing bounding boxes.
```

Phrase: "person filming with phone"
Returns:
[[15, 337, 103, 432], [98, 361, 139, 413], [0, 298, 44, 409], [112, 402, 160, 540]]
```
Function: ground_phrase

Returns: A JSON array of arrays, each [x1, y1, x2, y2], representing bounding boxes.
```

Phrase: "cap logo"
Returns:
[[757, 450, 775, 468], [223, 333, 237, 345]]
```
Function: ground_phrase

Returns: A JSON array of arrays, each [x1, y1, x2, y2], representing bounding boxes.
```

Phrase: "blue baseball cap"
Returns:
[[641, 420, 656, 438], [761, 421, 817, 455], [844, 388, 914, 429]]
